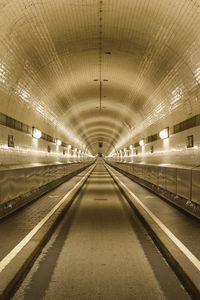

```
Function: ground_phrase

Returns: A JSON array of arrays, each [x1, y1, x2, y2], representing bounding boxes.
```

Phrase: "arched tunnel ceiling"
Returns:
[[1, 0, 200, 155]]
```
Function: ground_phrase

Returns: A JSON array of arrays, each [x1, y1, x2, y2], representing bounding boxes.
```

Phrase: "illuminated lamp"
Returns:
[[56, 139, 62, 146], [159, 127, 169, 139], [32, 127, 42, 139], [139, 139, 145, 146], [129, 145, 133, 150], [67, 145, 71, 150]]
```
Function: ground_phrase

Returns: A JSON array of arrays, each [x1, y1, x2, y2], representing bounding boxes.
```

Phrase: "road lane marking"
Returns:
[[0, 165, 94, 273], [106, 165, 200, 272]]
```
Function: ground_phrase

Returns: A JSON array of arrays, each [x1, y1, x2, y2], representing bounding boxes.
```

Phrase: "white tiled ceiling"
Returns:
[[1, 0, 200, 154]]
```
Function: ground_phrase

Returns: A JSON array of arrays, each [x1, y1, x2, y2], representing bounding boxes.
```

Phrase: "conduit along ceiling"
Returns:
[[1, 0, 200, 155]]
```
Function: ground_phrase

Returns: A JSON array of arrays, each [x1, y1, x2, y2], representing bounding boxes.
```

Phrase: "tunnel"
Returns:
[[0, 1, 200, 299]]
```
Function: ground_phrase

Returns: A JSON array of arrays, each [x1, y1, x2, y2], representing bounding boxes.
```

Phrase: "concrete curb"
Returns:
[[0, 164, 95, 300], [106, 164, 200, 299]]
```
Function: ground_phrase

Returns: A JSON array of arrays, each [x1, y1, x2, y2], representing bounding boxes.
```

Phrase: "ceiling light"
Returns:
[[139, 139, 145, 146], [32, 127, 42, 139], [56, 139, 62, 146], [159, 127, 169, 139]]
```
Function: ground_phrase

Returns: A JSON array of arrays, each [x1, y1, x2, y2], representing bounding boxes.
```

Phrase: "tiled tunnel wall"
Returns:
[[0, 124, 91, 166], [112, 125, 200, 167]]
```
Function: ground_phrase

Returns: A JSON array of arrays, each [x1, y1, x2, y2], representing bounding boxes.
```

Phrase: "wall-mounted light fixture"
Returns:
[[139, 139, 145, 146], [32, 127, 42, 139], [56, 139, 62, 146], [159, 127, 169, 139]]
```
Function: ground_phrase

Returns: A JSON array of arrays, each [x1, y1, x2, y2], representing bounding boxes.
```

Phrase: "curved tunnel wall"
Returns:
[[1, 1, 200, 165], [111, 122, 200, 167]]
